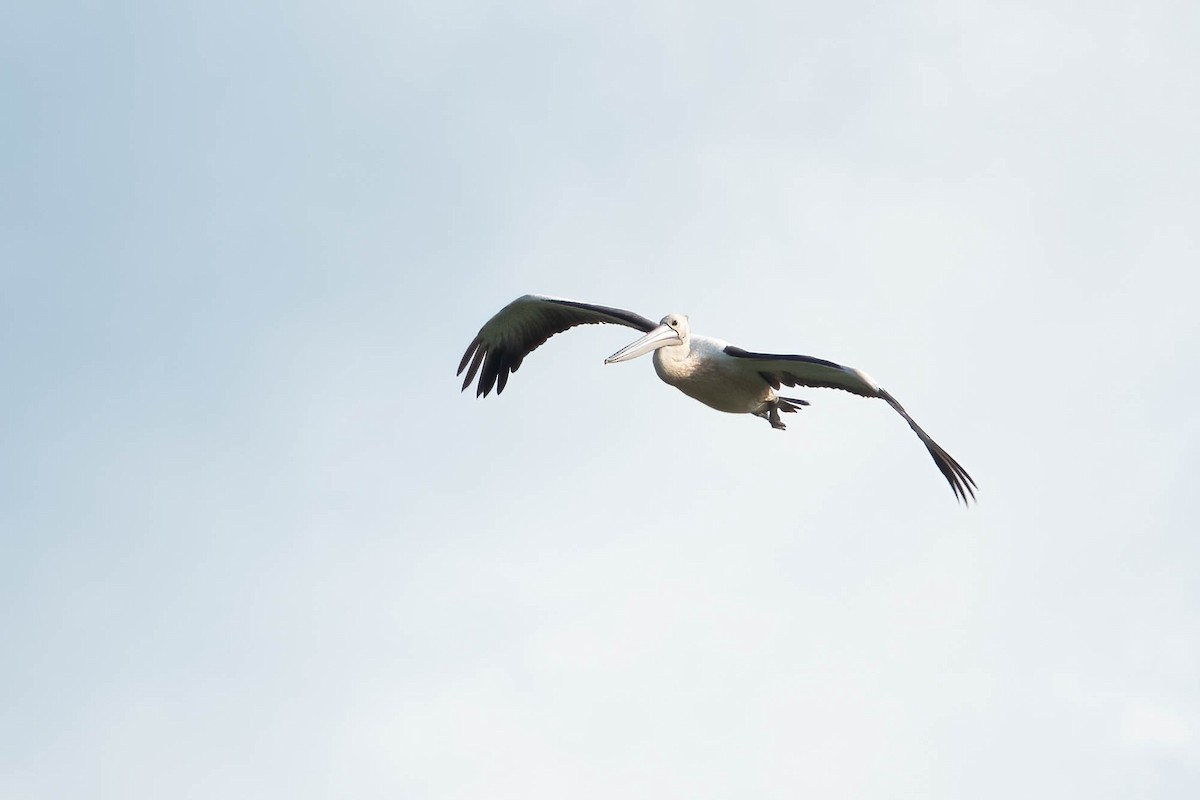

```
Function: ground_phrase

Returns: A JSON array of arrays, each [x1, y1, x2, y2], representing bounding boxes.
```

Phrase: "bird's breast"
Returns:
[[653, 347, 772, 414]]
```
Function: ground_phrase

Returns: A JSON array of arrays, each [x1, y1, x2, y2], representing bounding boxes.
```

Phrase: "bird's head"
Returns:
[[660, 313, 690, 338], [604, 313, 688, 364]]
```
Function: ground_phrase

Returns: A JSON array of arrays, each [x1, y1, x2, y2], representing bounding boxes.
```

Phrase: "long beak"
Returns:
[[604, 324, 682, 364]]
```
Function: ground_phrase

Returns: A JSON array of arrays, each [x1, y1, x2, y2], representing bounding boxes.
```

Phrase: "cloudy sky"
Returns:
[[3, 1, 1198, 797]]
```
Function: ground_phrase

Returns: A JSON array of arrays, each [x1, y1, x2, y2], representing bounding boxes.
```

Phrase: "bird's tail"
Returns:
[[777, 396, 810, 413]]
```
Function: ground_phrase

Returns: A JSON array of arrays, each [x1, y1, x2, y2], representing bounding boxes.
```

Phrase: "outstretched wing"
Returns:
[[724, 346, 977, 504], [458, 295, 658, 397]]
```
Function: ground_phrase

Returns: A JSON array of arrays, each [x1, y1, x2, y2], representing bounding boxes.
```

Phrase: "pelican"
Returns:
[[458, 294, 976, 503]]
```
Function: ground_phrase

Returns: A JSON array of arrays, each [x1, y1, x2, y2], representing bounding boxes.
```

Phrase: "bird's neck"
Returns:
[[652, 339, 692, 383]]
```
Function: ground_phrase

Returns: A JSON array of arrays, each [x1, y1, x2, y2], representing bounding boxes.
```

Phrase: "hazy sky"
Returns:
[[3, 1, 1198, 798]]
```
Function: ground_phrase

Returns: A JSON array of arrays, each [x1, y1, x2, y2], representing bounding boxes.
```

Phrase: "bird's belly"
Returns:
[[658, 362, 771, 414]]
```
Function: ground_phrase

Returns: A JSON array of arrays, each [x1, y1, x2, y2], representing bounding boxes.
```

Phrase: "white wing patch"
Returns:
[[851, 368, 881, 393]]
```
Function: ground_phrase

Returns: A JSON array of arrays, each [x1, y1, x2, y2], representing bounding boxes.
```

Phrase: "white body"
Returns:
[[653, 335, 774, 414]]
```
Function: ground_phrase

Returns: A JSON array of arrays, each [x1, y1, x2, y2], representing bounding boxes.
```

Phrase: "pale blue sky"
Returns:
[[2, 1, 1198, 798]]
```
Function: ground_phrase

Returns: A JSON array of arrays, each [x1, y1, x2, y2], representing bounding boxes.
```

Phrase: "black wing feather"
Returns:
[[726, 345, 977, 504], [457, 295, 658, 398]]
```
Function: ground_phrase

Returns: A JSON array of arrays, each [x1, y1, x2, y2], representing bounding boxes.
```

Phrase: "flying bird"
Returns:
[[457, 295, 976, 504]]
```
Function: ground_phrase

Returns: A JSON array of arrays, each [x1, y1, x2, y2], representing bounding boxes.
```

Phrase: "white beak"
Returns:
[[604, 324, 683, 364]]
